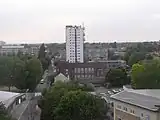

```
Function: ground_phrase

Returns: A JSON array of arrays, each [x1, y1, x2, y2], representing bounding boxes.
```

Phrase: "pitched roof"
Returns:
[[111, 90, 160, 112]]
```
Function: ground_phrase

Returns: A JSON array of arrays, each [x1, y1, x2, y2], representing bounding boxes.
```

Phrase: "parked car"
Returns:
[[40, 79, 44, 84]]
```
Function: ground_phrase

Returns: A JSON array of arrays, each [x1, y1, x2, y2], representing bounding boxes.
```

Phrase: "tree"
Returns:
[[110, 42, 117, 48], [14, 57, 43, 91], [0, 56, 16, 91], [38, 43, 50, 71], [40, 82, 106, 120], [128, 52, 146, 66], [54, 91, 107, 120], [0, 56, 43, 91], [131, 59, 160, 89], [0, 102, 10, 120], [38, 43, 46, 59], [105, 68, 129, 87], [145, 54, 153, 60]]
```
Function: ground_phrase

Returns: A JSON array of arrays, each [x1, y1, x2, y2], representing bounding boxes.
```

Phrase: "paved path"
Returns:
[[11, 94, 41, 120], [11, 100, 30, 120], [19, 98, 41, 120]]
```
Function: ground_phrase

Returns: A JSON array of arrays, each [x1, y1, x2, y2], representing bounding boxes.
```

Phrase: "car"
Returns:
[[100, 93, 106, 96], [112, 89, 119, 93], [40, 79, 44, 84], [108, 91, 114, 95]]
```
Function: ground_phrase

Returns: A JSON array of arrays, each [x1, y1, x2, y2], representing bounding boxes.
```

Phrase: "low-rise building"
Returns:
[[55, 60, 126, 85], [111, 90, 160, 120], [84, 47, 108, 61], [0, 44, 40, 56], [0, 91, 26, 113], [54, 73, 69, 83], [0, 45, 25, 55]]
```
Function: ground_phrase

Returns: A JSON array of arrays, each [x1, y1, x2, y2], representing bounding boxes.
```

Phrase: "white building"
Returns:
[[66, 25, 85, 63], [0, 45, 25, 55]]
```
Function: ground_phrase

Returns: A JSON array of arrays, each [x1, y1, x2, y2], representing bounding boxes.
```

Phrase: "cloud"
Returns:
[[0, 0, 160, 43]]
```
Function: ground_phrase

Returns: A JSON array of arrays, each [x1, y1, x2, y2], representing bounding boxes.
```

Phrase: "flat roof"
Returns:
[[0, 91, 20, 107], [111, 90, 160, 112], [0, 91, 19, 102], [2, 46, 24, 49]]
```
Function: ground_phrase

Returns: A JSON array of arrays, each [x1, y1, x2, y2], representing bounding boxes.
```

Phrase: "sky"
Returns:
[[0, 0, 160, 43]]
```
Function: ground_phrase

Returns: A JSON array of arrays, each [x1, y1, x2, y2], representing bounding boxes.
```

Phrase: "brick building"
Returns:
[[55, 60, 126, 84]]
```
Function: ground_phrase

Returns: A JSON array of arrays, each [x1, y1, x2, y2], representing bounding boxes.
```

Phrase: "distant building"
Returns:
[[0, 45, 25, 55], [0, 41, 6, 46], [0, 44, 40, 56], [26, 46, 39, 56], [85, 48, 108, 61], [55, 60, 126, 85], [111, 90, 160, 120], [66, 25, 85, 63]]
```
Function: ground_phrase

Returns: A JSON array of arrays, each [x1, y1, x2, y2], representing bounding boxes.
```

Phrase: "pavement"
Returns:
[[11, 99, 30, 120], [11, 93, 41, 120], [18, 98, 41, 120]]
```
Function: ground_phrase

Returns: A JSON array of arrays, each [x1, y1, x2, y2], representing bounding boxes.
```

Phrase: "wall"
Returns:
[[113, 100, 159, 120]]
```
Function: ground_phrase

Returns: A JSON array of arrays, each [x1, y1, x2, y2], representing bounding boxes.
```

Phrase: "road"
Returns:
[[11, 93, 41, 120], [18, 97, 41, 120], [35, 68, 52, 92], [12, 69, 52, 120]]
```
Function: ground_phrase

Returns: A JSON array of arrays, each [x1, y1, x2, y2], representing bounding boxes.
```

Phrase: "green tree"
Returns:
[[14, 57, 43, 91], [38, 43, 50, 71], [131, 59, 160, 89], [145, 54, 153, 60], [54, 90, 107, 120], [105, 68, 129, 87], [128, 52, 146, 66], [40, 82, 105, 120], [0, 102, 10, 120], [38, 43, 46, 59], [0, 56, 15, 91]]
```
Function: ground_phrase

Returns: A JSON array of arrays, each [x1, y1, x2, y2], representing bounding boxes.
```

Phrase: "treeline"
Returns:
[[124, 42, 159, 66], [0, 55, 43, 91]]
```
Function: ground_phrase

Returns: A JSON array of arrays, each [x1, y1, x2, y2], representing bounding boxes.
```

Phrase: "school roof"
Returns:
[[111, 90, 160, 112]]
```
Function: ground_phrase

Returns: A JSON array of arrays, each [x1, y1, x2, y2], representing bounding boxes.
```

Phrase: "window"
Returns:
[[130, 109, 135, 114], [123, 107, 127, 111], [85, 68, 88, 72], [74, 68, 77, 73], [141, 113, 143, 117], [85, 74, 88, 78], [81, 68, 84, 73], [81, 75, 84, 78]]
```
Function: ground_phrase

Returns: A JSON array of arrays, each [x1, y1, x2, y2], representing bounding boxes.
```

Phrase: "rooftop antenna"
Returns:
[[82, 22, 85, 30]]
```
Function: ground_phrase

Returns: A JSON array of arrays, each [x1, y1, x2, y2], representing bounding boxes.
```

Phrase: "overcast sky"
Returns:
[[0, 0, 160, 43]]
